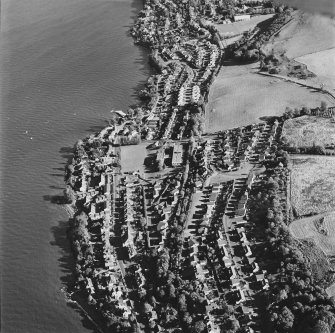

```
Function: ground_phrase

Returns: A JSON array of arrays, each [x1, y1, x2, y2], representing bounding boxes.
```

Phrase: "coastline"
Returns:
[[62, 1, 335, 332], [63, 1, 225, 329]]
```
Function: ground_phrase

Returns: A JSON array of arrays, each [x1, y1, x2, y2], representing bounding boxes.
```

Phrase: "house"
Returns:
[[251, 261, 259, 273], [223, 257, 233, 268], [231, 279, 240, 288], [86, 278, 95, 294], [239, 231, 248, 243], [243, 244, 252, 257], [235, 288, 246, 304], [208, 193, 217, 205], [195, 180, 203, 190], [229, 266, 237, 279], [255, 273, 265, 282], [261, 278, 269, 290], [172, 142, 183, 166], [211, 183, 220, 192]]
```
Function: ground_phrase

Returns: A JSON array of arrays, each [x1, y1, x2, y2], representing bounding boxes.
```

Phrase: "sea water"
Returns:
[[0, 0, 149, 332]]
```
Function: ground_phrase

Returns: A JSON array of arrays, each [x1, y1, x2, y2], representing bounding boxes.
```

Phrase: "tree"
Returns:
[[167, 283, 176, 299], [302, 106, 311, 115], [321, 101, 328, 112], [276, 306, 295, 331], [284, 107, 294, 119], [183, 312, 193, 325], [276, 289, 288, 302], [192, 320, 206, 333], [140, 217, 146, 228], [149, 295, 157, 306], [312, 320, 331, 333], [178, 294, 188, 312], [143, 302, 153, 313], [226, 318, 240, 332]]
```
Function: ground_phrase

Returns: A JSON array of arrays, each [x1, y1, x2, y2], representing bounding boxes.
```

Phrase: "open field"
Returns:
[[296, 48, 335, 89], [290, 211, 335, 256], [205, 63, 333, 132], [215, 15, 274, 46], [263, 11, 335, 59], [120, 142, 148, 174], [282, 115, 335, 148], [262, 11, 335, 89], [280, 0, 335, 20], [290, 155, 335, 216]]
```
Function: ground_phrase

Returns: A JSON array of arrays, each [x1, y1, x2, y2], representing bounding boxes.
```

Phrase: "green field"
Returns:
[[205, 64, 332, 132]]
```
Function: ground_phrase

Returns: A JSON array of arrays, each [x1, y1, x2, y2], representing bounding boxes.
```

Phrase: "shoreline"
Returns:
[[63, 0, 226, 328], [62, 1, 335, 332]]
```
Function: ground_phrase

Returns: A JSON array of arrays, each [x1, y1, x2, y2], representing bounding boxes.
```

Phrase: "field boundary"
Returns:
[[257, 71, 335, 102]]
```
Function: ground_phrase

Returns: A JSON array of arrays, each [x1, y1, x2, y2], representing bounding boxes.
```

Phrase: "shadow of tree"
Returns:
[[50, 220, 100, 333], [60, 146, 74, 162], [47, 1, 151, 332], [43, 194, 68, 204]]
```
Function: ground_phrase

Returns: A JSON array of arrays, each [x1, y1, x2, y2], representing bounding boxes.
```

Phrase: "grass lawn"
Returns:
[[205, 63, 332, 132], [290, 155, 335, 216], [282, 115, 335, 148]]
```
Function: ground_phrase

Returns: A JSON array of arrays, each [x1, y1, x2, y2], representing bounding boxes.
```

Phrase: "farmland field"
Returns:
[[282, 115, 335, 148], [290, 155, 335, 216], [290, 211, 335, 256], [205, 63, 333, 132], [263, 11, 335, 59], [296, 48, 335, 89]]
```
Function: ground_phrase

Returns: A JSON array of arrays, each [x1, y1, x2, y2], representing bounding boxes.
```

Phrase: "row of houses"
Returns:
[[69, 135, 137, 321], [205, 120, 280, 172], [144, 176, 181, 248]]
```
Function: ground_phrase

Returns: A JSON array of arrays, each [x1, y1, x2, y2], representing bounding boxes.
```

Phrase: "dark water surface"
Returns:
[[0, 1, 149, 332]]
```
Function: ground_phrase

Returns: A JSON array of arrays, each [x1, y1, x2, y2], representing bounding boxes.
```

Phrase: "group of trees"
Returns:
[[136, 245, 209, 332], [69, 211, 97, 282], [131, 149, 221, 332], [229, 9, 292, 63], [248, 152, 335, 332], [184, 105, 206, 137], [282, 102, 328, 120], [115, 134, 141, 146]]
